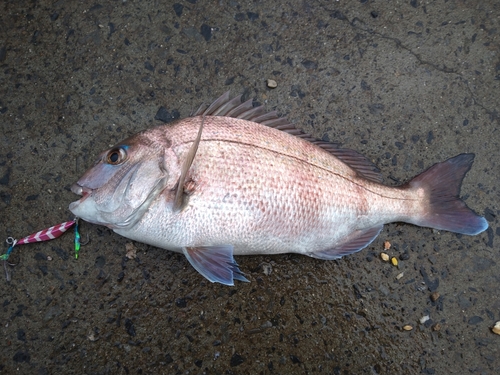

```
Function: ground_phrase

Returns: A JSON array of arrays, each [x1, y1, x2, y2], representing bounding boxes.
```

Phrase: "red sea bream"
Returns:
[[69, 93, 488, 285]]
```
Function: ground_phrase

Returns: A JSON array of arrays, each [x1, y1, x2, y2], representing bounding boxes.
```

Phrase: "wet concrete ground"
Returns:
[[1, 1, 499, 374]]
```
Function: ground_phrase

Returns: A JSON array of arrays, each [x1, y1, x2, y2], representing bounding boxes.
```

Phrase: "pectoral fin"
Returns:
[[173, 117, 204, 211], [183, 245, 250, 286], [308, 225, 383, 260]]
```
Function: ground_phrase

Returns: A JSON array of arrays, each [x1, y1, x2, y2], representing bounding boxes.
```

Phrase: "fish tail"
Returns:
[[405, 153, 488, 235]]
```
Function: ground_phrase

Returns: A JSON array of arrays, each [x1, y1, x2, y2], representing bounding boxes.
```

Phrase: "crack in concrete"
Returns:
[[321, 4, 499, 124]]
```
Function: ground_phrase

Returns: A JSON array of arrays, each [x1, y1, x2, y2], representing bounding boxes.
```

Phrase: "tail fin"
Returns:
[[406, 153, 488, 235]]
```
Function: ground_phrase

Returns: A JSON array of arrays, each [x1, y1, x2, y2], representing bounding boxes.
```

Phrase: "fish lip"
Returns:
[[71, 183, 92, 200]]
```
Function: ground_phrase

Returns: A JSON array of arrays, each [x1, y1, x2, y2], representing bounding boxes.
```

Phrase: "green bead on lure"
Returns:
[[74, 218, 81, 259]]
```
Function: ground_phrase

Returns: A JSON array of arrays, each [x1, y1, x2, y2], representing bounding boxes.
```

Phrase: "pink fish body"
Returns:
[[69, 93, 488, 285]]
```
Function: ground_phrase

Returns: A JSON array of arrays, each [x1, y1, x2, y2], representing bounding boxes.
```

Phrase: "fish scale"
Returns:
[[173, 123, 360, 249], [69, 93, 488, 285]]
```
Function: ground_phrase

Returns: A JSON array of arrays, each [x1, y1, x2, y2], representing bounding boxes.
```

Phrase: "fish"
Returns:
[[69, 92, 488, 285]]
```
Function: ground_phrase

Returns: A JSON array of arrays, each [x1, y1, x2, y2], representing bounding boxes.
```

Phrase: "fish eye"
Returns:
[[106, 147, 127, 165]]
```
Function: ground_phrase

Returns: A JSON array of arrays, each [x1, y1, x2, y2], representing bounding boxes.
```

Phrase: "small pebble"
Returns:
[[391, 257, 398, 266], [430, 292, 440, 302], [492, 321, 500, 335], [384, 240, 391, 250], [125, 243, 137, 259], [432, 323, 441, 331], [399, 252, 410, 261], [46, 256, 52, 261], [380, 252, 389, 262], [396, 272, 404, 280], [266, 79, 277, 88], [87, 333, 98, 341], [261, 262, 272, 276], [403, 325, 413, 331], [419, 315, 430, 324]]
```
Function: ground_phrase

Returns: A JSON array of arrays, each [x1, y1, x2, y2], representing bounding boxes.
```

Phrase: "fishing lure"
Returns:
[[1, 218, 82, 263]]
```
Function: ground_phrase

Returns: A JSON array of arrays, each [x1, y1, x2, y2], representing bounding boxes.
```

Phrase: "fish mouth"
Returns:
[[69, 183, 108, 226], [70, 183, 92, 203]]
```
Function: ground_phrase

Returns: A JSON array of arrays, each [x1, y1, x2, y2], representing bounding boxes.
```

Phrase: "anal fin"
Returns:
[[308, 225, 383, 260], [183, 245, 249, 286]]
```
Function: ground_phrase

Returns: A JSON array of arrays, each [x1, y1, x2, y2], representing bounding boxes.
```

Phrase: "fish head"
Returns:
[[69, 133, 171, 229]]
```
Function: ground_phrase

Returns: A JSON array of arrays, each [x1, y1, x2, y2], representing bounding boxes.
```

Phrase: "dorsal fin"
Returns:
[[191, 92, 382, 183], [325, 147, 383, 183], [173, 117, 204, 211]]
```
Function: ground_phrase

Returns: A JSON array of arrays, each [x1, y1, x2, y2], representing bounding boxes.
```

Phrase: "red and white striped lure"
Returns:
[[1, 219, 78, 262], [16, 220, 76, 245]]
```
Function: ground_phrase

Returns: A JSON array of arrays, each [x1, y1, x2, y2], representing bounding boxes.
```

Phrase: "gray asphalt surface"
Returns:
[[1, 1, 499, 374]]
